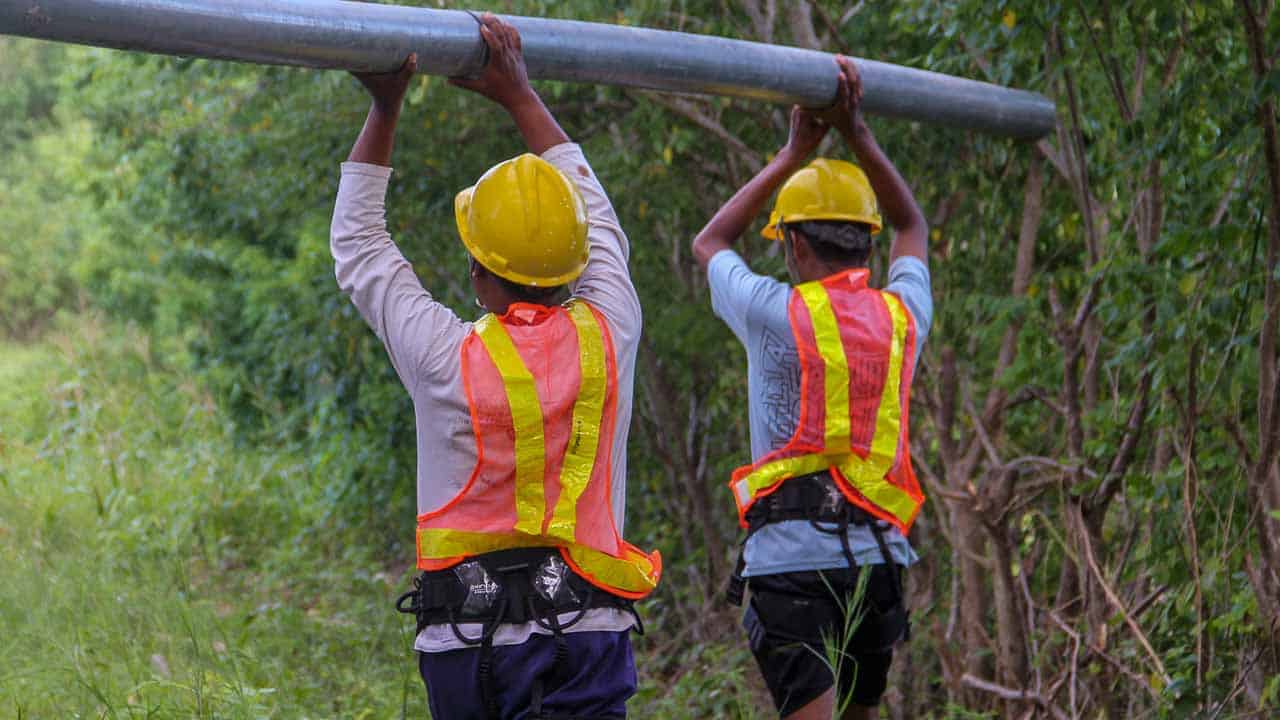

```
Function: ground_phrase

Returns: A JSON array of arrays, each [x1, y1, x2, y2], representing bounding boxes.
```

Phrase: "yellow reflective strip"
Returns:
[[417, 527, 549, 559], [474, 315, 546, 536], [836, 292, 915, 525], [870, 293, 907, 465], [547, 302, 607, 540], [841, 457, 919, 523], [737, 454, 834, 504], [417, 528, 658, 596], [735, 293, 919, 528], [796, 282, 850, 454], [565, 543, 659, 595]]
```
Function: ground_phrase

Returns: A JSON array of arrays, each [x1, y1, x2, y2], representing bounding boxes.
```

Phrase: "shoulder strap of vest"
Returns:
[[472, 313, 547, 536], [546, 300, 610, 538], [793, 281, 853, 454]]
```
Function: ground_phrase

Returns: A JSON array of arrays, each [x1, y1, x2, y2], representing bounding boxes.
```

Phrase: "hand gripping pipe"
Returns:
[[1, 0, 1057, 139]]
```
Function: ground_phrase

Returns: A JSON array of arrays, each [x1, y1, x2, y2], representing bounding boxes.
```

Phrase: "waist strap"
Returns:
[[397, 547, 641, 720], [396, 547, 638, 634], [727, 471, 897, 607], [744, 471, 883, 534]]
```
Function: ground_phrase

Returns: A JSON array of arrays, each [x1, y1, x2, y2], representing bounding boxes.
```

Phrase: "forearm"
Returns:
[[841, 123, 924, 232], [506, 92, 570, 156], [841, 122, 928, 261], [347, 101, 402, 167], [692, 153, 803, 269]]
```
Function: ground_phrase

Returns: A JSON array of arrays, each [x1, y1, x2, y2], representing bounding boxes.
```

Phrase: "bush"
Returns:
[[0, 314, 427, 716]]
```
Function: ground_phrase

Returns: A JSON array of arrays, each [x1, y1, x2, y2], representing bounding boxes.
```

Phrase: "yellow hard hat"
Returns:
[[760, 158, 882, 240], [454, 153, 589, 287]]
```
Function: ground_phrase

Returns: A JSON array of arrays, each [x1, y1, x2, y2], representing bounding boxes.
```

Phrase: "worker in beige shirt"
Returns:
[[330, 14, 659, 720]]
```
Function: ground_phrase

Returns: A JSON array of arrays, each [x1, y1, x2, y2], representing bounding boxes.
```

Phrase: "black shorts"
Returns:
[[742, 564, 908, 716]]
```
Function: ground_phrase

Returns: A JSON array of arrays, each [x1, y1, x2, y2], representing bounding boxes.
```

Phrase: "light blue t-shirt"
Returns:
[[708, 250, 934, 576]]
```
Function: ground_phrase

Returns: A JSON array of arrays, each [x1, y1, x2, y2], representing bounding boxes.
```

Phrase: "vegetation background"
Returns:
[[2, 0, 1278, 717]]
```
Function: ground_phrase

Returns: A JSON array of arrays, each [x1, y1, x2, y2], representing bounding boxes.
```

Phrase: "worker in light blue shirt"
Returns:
[[692, 57, 931, 720]]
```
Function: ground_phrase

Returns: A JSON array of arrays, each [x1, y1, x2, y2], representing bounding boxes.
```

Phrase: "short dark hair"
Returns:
[[785, 220, 873, 267], [496, 274, 566, 304], [471, 256, 567, 305]]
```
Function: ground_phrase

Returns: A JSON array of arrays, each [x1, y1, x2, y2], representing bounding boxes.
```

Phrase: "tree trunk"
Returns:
[[1238, 0, 1280, 646]]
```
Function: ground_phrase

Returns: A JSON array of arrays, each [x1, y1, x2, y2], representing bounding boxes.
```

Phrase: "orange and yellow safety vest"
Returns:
[[729, 269, 925, 534], [416, 299, 661, 599]]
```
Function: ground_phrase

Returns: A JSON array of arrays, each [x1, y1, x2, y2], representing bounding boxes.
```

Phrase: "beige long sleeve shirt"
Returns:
[[330, 143, 641, 651]]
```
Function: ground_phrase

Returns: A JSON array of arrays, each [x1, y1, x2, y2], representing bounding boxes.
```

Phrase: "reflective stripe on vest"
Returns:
[[729, 271, 924, 534], [416, 300, 660, 599]]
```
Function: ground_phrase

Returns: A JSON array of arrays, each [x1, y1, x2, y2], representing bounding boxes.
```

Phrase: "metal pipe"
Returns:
[[2, 0, 1057, 139]]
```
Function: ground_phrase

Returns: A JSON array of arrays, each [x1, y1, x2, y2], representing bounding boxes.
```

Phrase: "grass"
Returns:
[[634, 632, 767, 719], [0, 316, 426, 718], [0, 315, 768, 719]]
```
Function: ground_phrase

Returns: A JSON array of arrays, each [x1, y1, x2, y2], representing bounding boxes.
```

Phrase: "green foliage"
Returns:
[[3, 0, 1278, 716], [633, 640, 765, 719], [0, 314, 765, 718], [0, 41, 94, 339], [0, 38, 63, 150], [0, 316, 427, 716]]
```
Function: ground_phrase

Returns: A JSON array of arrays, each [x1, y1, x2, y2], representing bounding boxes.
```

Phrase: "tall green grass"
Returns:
[[0, 315, 773, 718], [0, 316, 426, 718]]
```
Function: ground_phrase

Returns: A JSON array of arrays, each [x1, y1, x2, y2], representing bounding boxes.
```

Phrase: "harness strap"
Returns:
[[399, 548, 643, 718], [528, 591, 604, 720], [808, 509, 858, 573], [725, 541, 748, 607], [400, 548, 636, 627], [531, 676, 544, 715], [479, 635, 499, 720], [446, 592, 509, 646], [868, 521, 906, 610], [726, 471, 906, 606]]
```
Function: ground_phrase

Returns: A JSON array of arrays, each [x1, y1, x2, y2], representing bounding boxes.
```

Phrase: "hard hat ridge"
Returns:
[[761, 158, 883, 241], [455, 153, 589, 287]]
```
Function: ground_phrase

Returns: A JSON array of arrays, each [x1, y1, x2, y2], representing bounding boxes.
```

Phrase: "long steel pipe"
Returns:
[[1, 0, 1057, 139]]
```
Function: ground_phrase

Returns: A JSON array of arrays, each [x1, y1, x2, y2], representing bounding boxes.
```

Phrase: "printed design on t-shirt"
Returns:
[[758, 325, 801, 450]]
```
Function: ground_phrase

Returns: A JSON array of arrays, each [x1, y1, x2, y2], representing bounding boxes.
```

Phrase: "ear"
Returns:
[[788, 227, 812, 264]]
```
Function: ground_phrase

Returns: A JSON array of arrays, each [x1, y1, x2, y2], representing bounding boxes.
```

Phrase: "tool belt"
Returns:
[[726, 470, 899, 607]]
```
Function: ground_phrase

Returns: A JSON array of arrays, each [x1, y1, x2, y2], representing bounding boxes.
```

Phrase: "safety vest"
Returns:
[[729, 269, 925, 534], [416, 299, 661, 599]]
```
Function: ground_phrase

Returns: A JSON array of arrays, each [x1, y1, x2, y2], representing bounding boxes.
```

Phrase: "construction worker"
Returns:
[[331, 14, 660, 719], [691, 57, 931, 720]]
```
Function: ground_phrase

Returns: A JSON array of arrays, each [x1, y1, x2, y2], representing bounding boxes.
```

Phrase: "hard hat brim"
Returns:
[[761, 212, 884, 240], [454, 185, 476, 255]]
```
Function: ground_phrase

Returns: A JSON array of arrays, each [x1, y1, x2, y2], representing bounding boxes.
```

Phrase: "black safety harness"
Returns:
[[396, 547, 642, 720], [725, 470, 902, 608]]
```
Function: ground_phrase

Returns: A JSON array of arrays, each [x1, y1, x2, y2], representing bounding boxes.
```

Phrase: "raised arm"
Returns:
[[332, 53, 467, 390], [691, 107, 830, 270], [450, 14, 640, 340], [822, 56, 928, 264], [348, 54, 418, 166], [449, 13, 570, 155]]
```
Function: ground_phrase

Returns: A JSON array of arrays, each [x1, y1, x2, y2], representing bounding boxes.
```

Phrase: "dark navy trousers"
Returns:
[[417, 631, 636, 719]]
